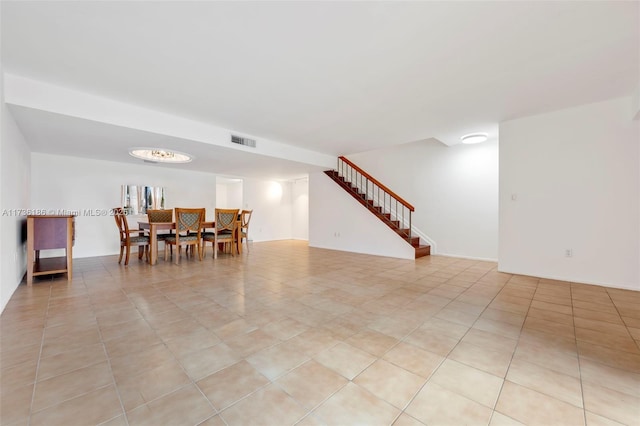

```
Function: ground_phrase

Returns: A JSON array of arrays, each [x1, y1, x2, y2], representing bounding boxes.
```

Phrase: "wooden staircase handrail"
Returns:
[[339, 156, 415, 212]]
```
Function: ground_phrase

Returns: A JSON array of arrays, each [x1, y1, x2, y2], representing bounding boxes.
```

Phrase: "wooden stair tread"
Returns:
[[415, 245, 431, 259]]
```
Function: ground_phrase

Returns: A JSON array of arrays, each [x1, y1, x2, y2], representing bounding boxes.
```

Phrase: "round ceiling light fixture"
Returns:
[[129, 148, 193, 163], [460, 133, 488, 144]]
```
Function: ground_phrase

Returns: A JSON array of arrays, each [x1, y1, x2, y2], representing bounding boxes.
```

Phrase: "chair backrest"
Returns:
[[216, 208, 240, 233], [241, 210, 253, 229], [175, 208, 205, 234], [147, 209, 173, 223], [112, 207, 130, 241]]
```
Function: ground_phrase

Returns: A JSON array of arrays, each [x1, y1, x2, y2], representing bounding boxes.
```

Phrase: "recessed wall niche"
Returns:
[[121, 185, 166, 215]]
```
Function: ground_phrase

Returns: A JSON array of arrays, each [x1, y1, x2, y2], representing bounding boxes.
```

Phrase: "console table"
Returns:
[[26, 215, 75, 286]]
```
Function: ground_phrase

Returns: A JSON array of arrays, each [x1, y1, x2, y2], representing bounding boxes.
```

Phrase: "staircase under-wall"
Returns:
[[324, 157, 430, 259]]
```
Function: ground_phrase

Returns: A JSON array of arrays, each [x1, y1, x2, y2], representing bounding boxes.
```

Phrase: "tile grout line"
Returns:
[[93, 284, 132, 426], [26, 283, 53, 426], [571, 282, 589, 426], [484, 276, 539, 426], [381, 265, 514, 425], [126, 281, 219, 423]]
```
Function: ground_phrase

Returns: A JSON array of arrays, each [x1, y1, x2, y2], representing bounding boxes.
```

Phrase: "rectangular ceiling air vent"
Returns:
[[231, 134, 256, 148]]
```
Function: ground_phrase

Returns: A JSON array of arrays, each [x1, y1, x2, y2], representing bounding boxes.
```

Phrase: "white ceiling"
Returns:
[[8, 105, 328, 180], [2, 1, 638, 178]]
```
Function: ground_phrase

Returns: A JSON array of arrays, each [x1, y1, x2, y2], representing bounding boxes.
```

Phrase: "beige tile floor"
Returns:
[[1, 240, 639, 426]]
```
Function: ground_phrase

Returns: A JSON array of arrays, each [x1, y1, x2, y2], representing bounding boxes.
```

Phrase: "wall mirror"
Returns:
[[121, 185, 166, 215]]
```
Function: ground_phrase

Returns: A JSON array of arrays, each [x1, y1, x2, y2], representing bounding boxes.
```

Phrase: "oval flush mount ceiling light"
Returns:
[[129, 148, 193, 163], [461, 133, 488, 144]]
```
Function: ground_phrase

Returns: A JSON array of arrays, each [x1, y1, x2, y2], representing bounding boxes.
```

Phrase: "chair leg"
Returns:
[[138, 245, 144, 260], [118, 246, 124, 264], [124, 245, 131, 266]]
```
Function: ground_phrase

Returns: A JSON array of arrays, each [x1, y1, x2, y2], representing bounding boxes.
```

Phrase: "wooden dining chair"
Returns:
[[202, 208, 239, 259], [146, 209, 173, 257], [164, 207, 204, 264], [113, 207, 149, 266], [239, 209, 253, 253], [147, 209, 173, 224]]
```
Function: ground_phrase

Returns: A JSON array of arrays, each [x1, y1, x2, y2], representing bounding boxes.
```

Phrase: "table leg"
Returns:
[[150, 224, 157, 265]]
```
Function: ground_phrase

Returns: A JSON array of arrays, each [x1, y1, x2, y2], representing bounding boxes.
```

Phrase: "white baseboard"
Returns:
[[435, 252, 498, 262]]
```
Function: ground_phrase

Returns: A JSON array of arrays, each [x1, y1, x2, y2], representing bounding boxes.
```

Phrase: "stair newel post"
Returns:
[[408, 210, 412, 242]]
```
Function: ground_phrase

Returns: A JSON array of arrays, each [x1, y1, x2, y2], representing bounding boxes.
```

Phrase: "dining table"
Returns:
[[138, 220, 242, 265]]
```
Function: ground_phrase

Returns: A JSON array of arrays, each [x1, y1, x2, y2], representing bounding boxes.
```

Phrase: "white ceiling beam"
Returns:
[[4, 73, 335, 169]]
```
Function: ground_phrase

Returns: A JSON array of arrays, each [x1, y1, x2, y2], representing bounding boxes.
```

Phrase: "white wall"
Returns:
[[226, 181, 243, 209], [215, 183, 228, 207], [31, 153, 218, 258], [292, 178, 309, 240], [30, 154, 307, 260], [242, 179, 293, 242], [500, 96, 640, 290], [1, 67, 32, 311], [215, 180, 243, 209], [309, 172, 415, 260], [349, 139, 499, 260]]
